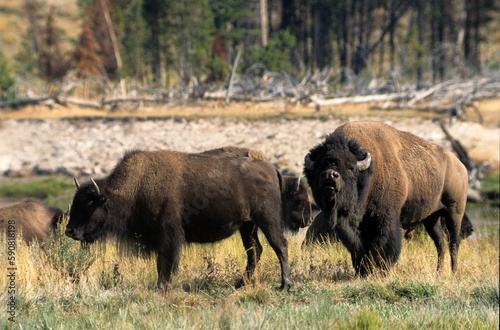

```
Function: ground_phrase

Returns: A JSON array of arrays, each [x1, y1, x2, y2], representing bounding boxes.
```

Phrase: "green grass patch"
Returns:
[[0, 176, 75, 209], [482, 172, 500, 193]]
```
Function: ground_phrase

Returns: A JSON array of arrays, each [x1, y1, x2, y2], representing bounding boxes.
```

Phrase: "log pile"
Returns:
[[1, 71, 498, 119]]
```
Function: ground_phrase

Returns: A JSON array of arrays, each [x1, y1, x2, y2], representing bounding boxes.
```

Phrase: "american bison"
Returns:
[[66, 149, 292, 291], [302, 212, 337, 245], [200, 146, 312, 232], [0, 200, 64, 243], [304, 121, 468, 274]]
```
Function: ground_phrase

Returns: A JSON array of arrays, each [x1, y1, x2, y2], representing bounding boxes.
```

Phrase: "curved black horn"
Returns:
[[304, 154, 314, 170], [356, 152, 372, 171], [74, 177, 80, 189], [90, 177, 101, 195]]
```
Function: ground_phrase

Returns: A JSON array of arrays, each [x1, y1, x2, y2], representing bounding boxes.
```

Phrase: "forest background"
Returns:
[[0, 0, 499, 102]]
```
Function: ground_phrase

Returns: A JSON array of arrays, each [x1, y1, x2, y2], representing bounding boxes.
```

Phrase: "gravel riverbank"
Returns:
[[0, 115, 498, 180]]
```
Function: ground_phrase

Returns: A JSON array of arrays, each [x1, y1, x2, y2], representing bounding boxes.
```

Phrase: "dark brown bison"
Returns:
[[66, 149, 292, 291], [304, 121, 468, 275], [200, 146, 312, 232], [0, 200, 64, 243], [302, 212, 337, 245]]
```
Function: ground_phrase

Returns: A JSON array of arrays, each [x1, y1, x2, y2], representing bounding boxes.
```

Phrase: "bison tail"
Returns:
[[275, 168, 287, 229]]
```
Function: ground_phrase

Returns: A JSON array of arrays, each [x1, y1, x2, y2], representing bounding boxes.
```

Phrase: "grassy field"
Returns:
[[0, 178, 498, 328], [0, 215, 498, 328]]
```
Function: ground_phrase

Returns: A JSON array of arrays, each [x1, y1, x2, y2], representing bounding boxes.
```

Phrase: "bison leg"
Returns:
[[423, 212, 447, 272], [258, 225, 292, 291], [156, 243, 182, 290], [236, 222, 263, 288], [302, 211, 337, 247], [358, 216, 402, 275], [442, 212, 462, 273]]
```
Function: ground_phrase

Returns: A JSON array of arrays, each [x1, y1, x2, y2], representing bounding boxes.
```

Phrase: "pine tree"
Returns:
[[39, 4, 69, 81], [73, 17, 103, 78]]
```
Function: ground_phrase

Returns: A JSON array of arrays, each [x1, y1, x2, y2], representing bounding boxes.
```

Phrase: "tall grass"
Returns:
[[1, 214, 498, 328]]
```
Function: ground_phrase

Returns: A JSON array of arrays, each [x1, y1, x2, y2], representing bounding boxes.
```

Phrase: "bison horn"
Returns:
[[356, 152, 372, 171], [304, 154, 314, 170], [74, 177, 80, 189], [295, 176, 301, 191], [90, 177, 101, 195]]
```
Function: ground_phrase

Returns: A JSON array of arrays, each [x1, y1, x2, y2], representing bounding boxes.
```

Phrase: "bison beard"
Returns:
[[304, 121, 468, 275], [66, 149, 292, 291]]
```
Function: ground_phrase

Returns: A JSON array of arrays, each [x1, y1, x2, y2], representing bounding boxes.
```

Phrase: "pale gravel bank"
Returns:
[[0, 116, 498, 179]]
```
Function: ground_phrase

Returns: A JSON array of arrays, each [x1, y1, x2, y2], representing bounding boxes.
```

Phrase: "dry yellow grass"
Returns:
[[0, 212, 498, 327]]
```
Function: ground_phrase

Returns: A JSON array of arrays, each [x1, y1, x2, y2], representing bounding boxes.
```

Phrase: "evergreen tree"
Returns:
[[73, 17, 103, 78], [142, 0, 170, 86], [39, 4, 70, 81], [0, 51, 15, 99], [117, 0, 147, 80], [170, 0, 215, 84]]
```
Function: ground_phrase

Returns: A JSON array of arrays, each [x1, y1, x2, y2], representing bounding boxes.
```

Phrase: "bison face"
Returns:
[[66, 178, 108, 243], [283, 177, 312, 232], [303, 133, 372, 225]]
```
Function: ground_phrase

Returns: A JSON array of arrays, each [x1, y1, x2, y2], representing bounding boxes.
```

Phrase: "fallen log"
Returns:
[[0, 97, 52, 109], [63, 98, 102, 109], [309, 92, 410, 107]]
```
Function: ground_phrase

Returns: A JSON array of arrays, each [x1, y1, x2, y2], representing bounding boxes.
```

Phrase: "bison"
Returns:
[[0, 200, 64, 243], [304, 121, 468, 275], [66, 149, 292, 291], [302, 212, 337, 245], [200, 146, 312, 232]]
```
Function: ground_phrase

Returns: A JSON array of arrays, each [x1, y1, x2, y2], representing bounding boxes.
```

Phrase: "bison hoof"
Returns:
[[235, 278, 250, 289], [279, 280, 292, 292], [157, 281, 173, 291]]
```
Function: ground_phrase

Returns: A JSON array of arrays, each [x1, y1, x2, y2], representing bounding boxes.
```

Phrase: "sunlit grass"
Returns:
[[0, 212, 498, 328]]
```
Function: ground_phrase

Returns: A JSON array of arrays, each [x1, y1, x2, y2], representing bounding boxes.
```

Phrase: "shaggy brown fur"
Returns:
[[200, 146, 312, 231], [66, 149, 292, 291], [304, 121, 468, 274], [302, 212, 337, 245], [0, 200, 63, 243]]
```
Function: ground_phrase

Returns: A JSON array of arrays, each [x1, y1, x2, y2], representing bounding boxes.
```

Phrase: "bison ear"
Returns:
[[304, 154, 315, 170], [95, 195, 107, 206]]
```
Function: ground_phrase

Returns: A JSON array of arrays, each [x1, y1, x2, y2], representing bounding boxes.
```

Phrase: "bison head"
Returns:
[[303, 133, 372, 227], [66, 178, 108, 243], [282, 176, 312, 232]]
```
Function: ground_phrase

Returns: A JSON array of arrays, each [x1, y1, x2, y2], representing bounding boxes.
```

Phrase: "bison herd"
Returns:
[[1, 121, 474, 291]]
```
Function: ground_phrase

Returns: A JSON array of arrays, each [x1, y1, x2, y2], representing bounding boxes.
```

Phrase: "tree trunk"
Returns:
[[260, 0, 268, 47], [416, 0, 425, 89], [151, 10, 162, 86]]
